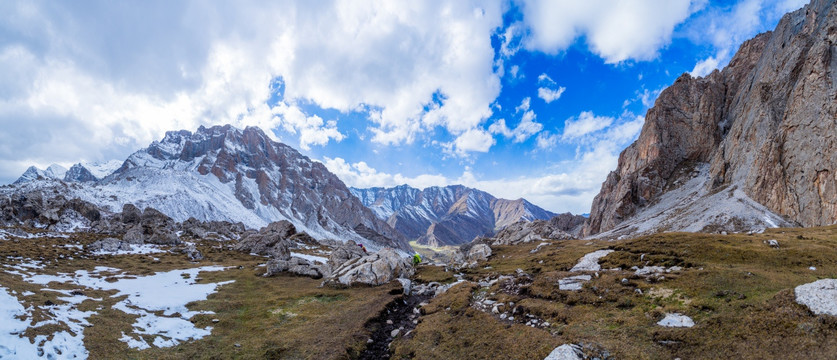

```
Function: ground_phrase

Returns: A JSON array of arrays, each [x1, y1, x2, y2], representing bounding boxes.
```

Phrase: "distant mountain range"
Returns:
[[351, 185, 555, 246], [7, 125, 411, 253]]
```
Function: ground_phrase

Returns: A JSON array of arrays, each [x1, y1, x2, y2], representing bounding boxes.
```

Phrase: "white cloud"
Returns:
[[516, 0, 698, 63], [561, 111, 614, 140], [0, 0, 509, 182], [488, 108, 543, 143], [536, 73, 565, 103], [453, 128, 496, 154], [536, 131, 559, 149], [537, 87, 566, 103]]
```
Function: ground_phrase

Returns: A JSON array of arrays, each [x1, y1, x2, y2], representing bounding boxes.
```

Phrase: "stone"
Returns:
[[544, 344, 583, 360], [766, 239, 780, 248], [570, 250, 614, 272], [390, 329, 400, 338], [324, 248, 414, 287], [558, 275, 592, 291], [234, 221, 295, 259], [657, 313, 695, 328], [466, 244, 492, 262], [795, 279, 837, 316], [87, 237, 132, 252]]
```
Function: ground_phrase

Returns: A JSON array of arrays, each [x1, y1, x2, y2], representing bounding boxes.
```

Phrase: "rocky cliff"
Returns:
[[586, 0, 837, 236], [351, 185, 556, 246]]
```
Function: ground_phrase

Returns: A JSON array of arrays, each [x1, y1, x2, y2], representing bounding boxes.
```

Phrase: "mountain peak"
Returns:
[[351, 184, 557, 246]]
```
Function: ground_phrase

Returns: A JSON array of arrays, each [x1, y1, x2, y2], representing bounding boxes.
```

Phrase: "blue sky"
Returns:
[[0, 0, 807, 213]]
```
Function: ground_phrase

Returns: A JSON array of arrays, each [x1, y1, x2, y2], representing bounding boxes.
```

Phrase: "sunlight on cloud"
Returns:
[[517, 0, 698, 63]]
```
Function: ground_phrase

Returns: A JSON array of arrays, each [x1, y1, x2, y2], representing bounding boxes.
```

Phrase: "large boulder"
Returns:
[[266, 257, 331, 279], [121, 203, 142, 225], [234, 220, 295, 259], [466, 244, 492, 262], [325, 248, 414, 287], [328, 240, 367, 269], [87, 237, 132, 252], [118, 206, 180, 245]]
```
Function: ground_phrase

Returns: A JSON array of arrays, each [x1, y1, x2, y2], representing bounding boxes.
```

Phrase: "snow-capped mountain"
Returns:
[[14, 164, 68, 184], [7, 125, 411, 253], [14, 161, 124, 184], [351, 185, 556, 246]]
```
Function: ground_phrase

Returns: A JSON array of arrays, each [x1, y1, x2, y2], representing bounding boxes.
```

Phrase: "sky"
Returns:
[[0, 0, 808, 214]]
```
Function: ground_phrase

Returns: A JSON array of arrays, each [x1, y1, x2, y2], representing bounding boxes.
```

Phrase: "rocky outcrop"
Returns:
[[324, 248, 414, 287], [352, 185, 555, 246], [0, 189, 101, 230], [491, 215, 582, 245], [586, 0, 837, 235], [122, 206, 180, 245], [266, 257, 330, 279], [234, 220, 295, 258], [87, 237, 132, 252], [180, 217, 246, 240]]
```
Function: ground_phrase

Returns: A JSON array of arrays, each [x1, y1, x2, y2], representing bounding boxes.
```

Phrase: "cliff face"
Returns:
[[586, 0, 837, 236]]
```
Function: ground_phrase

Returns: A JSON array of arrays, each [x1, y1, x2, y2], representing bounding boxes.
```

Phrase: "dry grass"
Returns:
[[394, 226, 837, 359], [0, 228, 401, 360]]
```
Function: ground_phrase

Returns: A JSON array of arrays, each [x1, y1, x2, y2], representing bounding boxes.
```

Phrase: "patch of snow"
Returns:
[[290, 252, 328, 264], [0, 286, 92, 359], [795, 279, 837, 316], [657, 313, 695, 328], [13, 265, 234, 351], [570, 250, 614, 272], [544, 344, 582, 360]]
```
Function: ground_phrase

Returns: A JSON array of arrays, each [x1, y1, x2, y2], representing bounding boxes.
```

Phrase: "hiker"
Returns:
[[358, 243, 368, 253], [412, 253, 421, 266]]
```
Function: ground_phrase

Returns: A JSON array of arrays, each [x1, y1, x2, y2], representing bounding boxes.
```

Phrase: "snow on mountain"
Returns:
[[351, 185, 556, 246], [14, 164, 67, 184], [5, 125, 411, 253], [81, 160, 123, 179]]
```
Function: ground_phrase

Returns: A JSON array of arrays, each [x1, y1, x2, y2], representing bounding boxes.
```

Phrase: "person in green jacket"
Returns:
[[412, 253, 421, 266]]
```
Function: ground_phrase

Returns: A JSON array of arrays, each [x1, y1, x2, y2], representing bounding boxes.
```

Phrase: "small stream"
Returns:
[[358, 291, 431, 359]]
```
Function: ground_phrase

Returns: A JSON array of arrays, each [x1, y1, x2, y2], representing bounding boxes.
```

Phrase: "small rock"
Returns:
[[809, 266, 817, 271], [657, 313, 695, 328], [621, 278, 629, 285], [390, 329, 400, 338], [386, 319, 393, 325], [766, 239, 780, 248], [500, 314, 507, 320], [234, 343, 241, 348], [367, 338, 374, 344], [212, 319, 220, 323], [508, 316, 515, 321]]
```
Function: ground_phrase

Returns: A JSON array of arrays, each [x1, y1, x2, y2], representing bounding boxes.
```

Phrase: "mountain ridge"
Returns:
[[351, 184, 556, 246]]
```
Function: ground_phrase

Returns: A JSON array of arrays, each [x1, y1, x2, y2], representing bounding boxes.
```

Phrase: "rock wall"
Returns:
[[586, 0, 837, 235]]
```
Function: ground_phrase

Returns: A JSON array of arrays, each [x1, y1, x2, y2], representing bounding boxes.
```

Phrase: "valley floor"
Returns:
[[2, 226, 837, 359]]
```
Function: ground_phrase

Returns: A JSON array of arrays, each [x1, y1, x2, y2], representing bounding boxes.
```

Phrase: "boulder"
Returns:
[[325, 248, 414, 287], [328, 240, 366, 268], [87, 237, 132, 252], [121, 204, 142, 224], [266, 256, 330, 279], [466, 244, 492, 262], [234, 220, 296, 258]]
